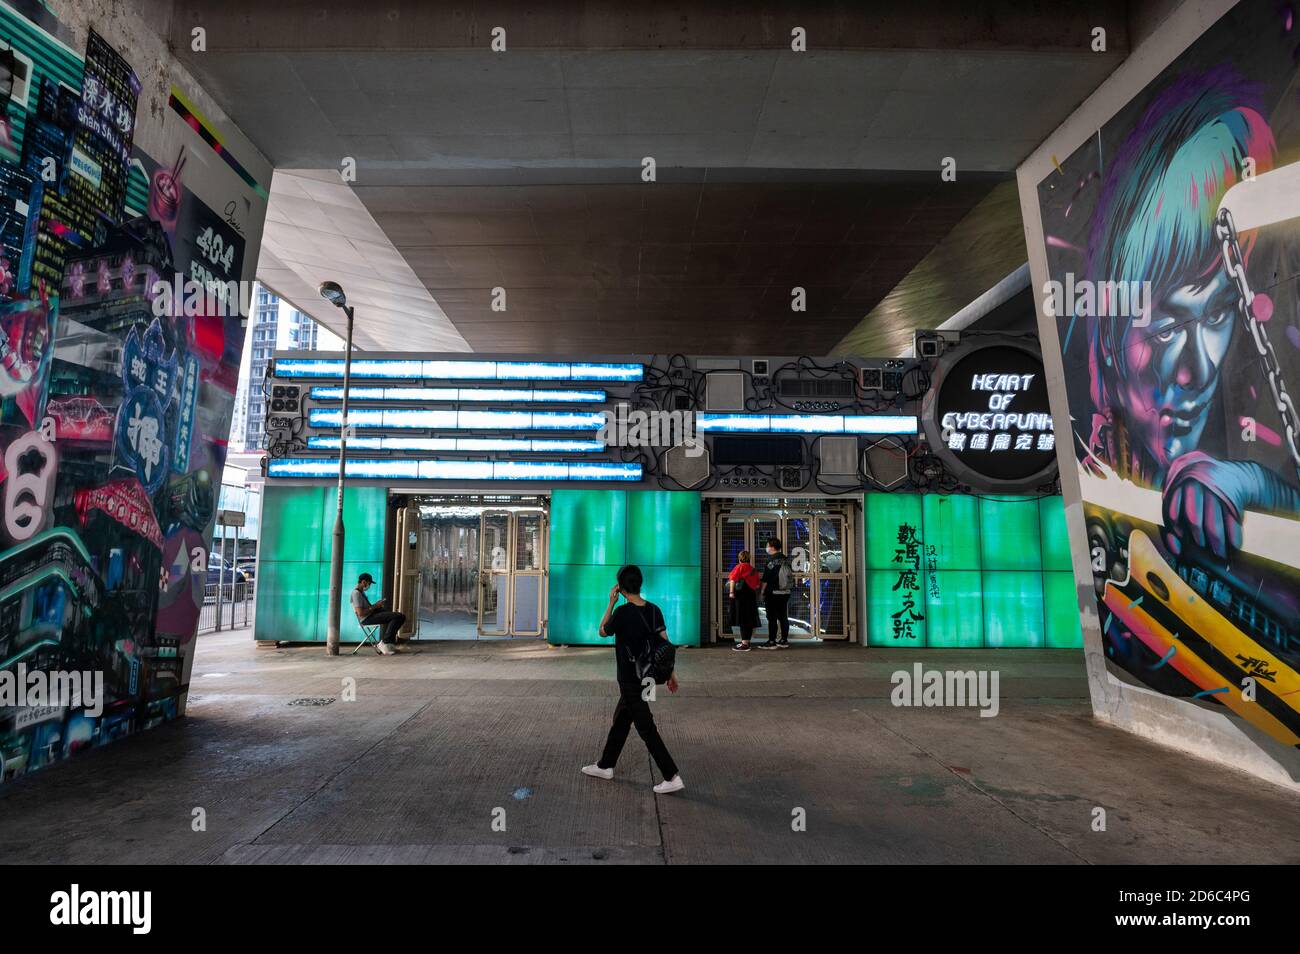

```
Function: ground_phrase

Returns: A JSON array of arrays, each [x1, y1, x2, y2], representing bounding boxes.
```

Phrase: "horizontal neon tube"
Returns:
[[308, 387, 607, 403], [267, 458, 642, 481], [276, 358, 643, 382], [307, 436, 605, 453], [696, 413, 916, 434], [696, 413, 770, 432], [309, 408, 606, 431], [841, 415, 916, 434]]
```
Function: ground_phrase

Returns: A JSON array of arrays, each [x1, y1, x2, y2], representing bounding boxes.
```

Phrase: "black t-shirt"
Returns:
[[603, 600, 666, 684]]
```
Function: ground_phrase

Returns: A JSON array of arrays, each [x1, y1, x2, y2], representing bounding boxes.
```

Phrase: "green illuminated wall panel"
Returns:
[[925, 571, 984, 647], [866, 570, 926, 647], [320, 487, 389, 564], [864, 494, 923, 569], [1043, 572, 1082, 648], [864, 492, 1082, 649], [253, 560, 320, 642], [982, 572, 1045, 647], [550, 490, 627, 566], [640, 565, 701, 647], [626, 491, 701, 567], [922, 495, 981, 570], [255, 485, 388, 643], [547, 563, 620, 645], [1039, 496, 1073, 571], [260, 485, 325, 563], [548, 490, 701, 646], [979, 497, 1042, 571]]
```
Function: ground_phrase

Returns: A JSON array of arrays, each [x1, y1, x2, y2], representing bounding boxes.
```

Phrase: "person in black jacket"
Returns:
[[757, 537, 792, 649], [581, 564, 684, 794]]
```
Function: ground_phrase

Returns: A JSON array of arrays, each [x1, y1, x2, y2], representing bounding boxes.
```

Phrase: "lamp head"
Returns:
[[318, 281, 347, 308]]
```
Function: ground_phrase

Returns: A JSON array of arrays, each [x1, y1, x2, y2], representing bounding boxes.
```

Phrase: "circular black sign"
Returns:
[[932, 343, 1056, 484]]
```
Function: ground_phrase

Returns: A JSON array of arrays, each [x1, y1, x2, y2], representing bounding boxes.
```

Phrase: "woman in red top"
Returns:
[[728, 550, 762, 652]]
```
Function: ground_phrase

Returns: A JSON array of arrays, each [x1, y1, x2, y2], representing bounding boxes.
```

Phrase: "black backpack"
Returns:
[[629, 605, 676, 685]]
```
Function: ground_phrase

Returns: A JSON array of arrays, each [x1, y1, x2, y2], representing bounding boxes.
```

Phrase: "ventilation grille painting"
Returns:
[[776, 377, 856, 398], [818, 436, 859, 477], [705, 372, 746, 411]]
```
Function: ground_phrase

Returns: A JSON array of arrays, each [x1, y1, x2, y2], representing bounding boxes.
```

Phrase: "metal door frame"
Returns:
[[709, 498, 857, 643], [477, 508, 548, 638]]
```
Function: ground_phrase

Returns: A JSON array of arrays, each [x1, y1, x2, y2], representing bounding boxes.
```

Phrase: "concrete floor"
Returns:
[[2, 631, 1298, 865]]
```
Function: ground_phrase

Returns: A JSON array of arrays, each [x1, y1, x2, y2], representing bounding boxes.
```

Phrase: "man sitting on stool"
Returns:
[[351, 573, 405, 655]]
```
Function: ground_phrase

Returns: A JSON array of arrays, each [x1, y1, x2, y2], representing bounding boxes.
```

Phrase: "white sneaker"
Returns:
[[581, 764, 613, 780], [376, 641, 395, 656], [653, 775, 685, 795]]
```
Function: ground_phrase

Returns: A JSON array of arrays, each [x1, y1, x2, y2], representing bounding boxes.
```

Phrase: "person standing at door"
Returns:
[[728, 549, 762, 652], [758, 537, 792, 649], [351, 572, 405, 656], [581, 564, 685, 795]]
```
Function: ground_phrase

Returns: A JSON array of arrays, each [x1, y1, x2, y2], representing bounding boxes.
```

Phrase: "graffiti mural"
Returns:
[[0, 2, 263, 779], [1037, 0, 1300, 748]]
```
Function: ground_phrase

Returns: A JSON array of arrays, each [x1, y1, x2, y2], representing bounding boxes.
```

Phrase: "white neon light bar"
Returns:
[[841, 415, 917, 434], [267, 458, 642, 481], [696, 413, 916, 434], [769, 414, 844, 433], [310, 386, 607, 404], [309, 408, 606, 431], [307, 437, 605, 453], [276, 358, 643, 382]]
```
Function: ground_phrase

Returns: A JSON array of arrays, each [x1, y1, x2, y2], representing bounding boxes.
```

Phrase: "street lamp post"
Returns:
[[319, 281, 355, 656]]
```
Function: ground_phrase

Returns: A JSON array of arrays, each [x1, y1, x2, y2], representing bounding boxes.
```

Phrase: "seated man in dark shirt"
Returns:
[[580, 564, 684, 794], [350, 572, 405, 655]]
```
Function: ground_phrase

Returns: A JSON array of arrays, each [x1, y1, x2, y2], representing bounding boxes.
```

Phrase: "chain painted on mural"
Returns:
[[1217, 207, 1300, 475]]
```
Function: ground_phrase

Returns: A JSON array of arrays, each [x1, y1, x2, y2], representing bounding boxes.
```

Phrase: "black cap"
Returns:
[[357, 572, 374, 584]]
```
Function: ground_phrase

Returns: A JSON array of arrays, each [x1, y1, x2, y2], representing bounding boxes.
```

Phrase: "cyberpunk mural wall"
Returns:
[[1037, 0, 1300, 748], [0, 2, 263, 778]]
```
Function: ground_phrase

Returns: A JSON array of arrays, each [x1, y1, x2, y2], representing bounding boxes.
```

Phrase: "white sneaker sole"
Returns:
[[581, 766, 613, 780]]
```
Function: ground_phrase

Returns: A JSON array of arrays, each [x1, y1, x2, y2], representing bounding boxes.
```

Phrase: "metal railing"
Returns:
[[197, 581, 256, 633]]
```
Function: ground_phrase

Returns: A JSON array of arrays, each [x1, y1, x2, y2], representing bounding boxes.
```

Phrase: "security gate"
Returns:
[[711, 499, 855, 642], [478, 509, 546, 637]]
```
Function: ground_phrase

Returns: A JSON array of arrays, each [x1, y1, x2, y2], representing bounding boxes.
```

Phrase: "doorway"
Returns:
[[399, 496, 548, 640], [709, 497, 856, 643]]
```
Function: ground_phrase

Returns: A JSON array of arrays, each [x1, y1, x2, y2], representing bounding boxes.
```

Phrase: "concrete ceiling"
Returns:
[[258, 169, 470, 352], [165, 0, 1135, 355], [351, 171, 997, 353]]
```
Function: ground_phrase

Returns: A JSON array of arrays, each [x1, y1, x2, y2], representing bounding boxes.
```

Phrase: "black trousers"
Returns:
[[598, 682, 679, 781], [363, 609, 405, 643], [764, 593, 791, 642]]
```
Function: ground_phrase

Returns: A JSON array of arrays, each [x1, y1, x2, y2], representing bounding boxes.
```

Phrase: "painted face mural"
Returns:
[[0, 3, 263, 782], [1119, 272, 1237, 473], [1038, 0, 1300, 749]]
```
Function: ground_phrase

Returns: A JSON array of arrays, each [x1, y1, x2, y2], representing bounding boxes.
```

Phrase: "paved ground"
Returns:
[[2, 631, 1298, 865]]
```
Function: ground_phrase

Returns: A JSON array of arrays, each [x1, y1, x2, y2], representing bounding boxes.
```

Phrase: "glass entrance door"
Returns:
[[712, 502, 854, 642], [478, 509, 547, 638]]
